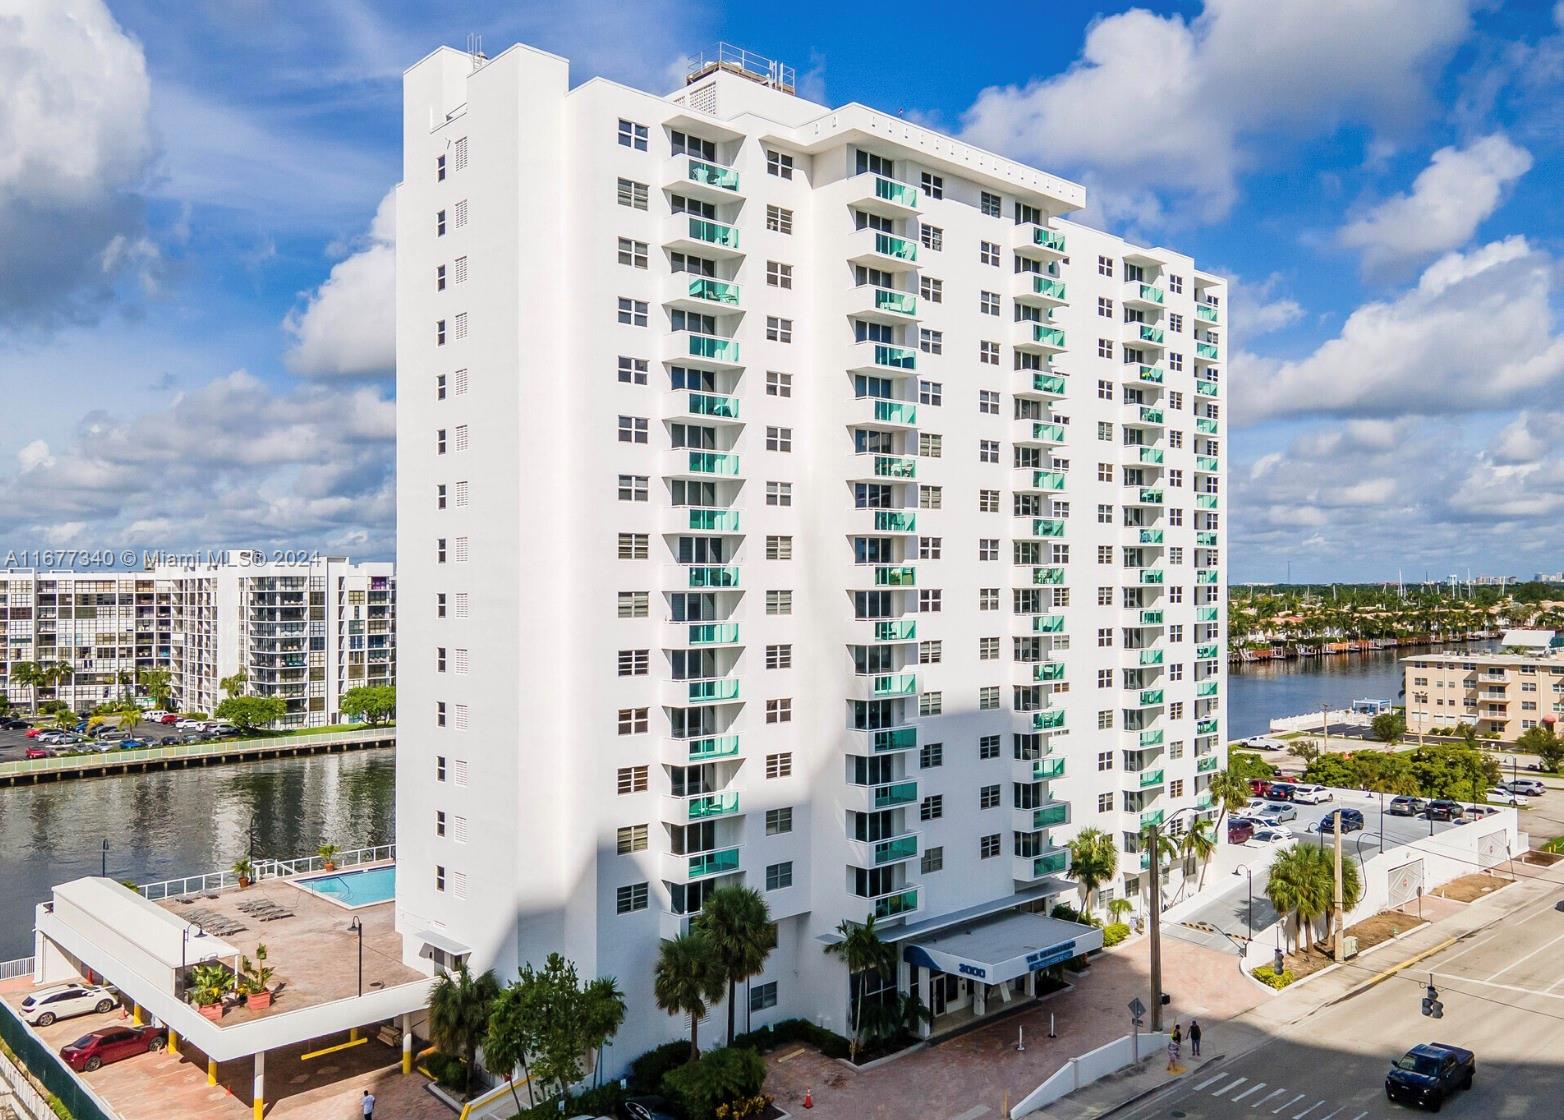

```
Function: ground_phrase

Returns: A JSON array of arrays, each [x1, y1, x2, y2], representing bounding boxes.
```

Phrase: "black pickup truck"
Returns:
[[1385, 1042, 1475, 1111]]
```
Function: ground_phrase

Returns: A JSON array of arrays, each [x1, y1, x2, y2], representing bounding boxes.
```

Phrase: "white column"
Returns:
[[252, 1050, 265, 1120], [974, 982, 986, 1017], [401, 1012, 414, 1074], [916, 967, 932, 1040]]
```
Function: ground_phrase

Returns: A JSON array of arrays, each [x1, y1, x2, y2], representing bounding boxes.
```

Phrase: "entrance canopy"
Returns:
[[902, 911, 1103, 986]]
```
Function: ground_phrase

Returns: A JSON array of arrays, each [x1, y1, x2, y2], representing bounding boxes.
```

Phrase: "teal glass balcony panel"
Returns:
[[873, 888, 919, 919], [874, 455, 917, 480], [1196, 342, 1220, 360], [1197, 569, 1218, 585], [1196, 417, 1219, 434], [1140, 808, 1165, 828], [1033, 709, 1067, 732], [687, 334, 740, 362], [1139, 365, 1165, 384], [687, 277, 740, 305], [1197, 753, 1219, 772], [1197, 495, 1219, 510], [1138, 488, 1165, 504], [1139, 649, 1164, 666], [1034, 614, 1066, 634], [875, 232, 918, 262], [688, 159, 740, 191], [688, 216, 740, 248], [687, 565, 740, 589], [1033, 755, 1067, 780], [1140, 407, 1164, 424], [1196, 531, 1218, 546], [1197, 643, 1220, 660], [1032, 228, 1067, 253], [1033, 518, 1066, 537], [1136, 283, 1165, 304], [1197, 303, 1219, 323], [1031, 849, 1069, 876], [689, 391, 740, 418], [874, 344, 918, 370], [874, 565, 917, 587], [873, 399, 917, 424], [1139, 529, 1164, 544], [1196, 791, 1214, 809], [873, 781, 919, 809], [1139, 729, 1164, 748], [1140, 851, 1152, 870], [872, 673, 918, 697], [874, 176, 920, 208], [873, 619, 917, 642], [1033, 422, 1067, 443], [1139, 609, 1164, 625], [1032, 276, 1067, 301], [1138, 325, 1166, 344], [688, 791, 740, 820], [688, 846, 741, 879], [1195, 606, 1218, 621], [1033, 325, 1067, 348], [1033, 566, 1066, 586], [1034, 661, 1065, 682], [1139, 768, 1165, 788], [1032, 803, 1070, 829], [688, 677, 740, 703], [1034, 470, 1067, 491], [1139, 448, 1165, 465], [1196, 380, 1219, 397], [689, 450, 740, 475], [1197, 718, 1220, 735], [875, 288, 918, 316], [688, 622, 740, 645], [1034, 372, 1068, 395], [874, 510, 917, 533], [1197, 680, 1218, 698], [686, 735, 741, 762], [1138, 689, 1165, 706], [871, 726, 918, 753], [688, 508, 739, 532], [873, 834, 919, 865]]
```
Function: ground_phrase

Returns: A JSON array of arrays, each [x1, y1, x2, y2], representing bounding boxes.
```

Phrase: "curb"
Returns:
[[1092, 1053, 1228, 1118]]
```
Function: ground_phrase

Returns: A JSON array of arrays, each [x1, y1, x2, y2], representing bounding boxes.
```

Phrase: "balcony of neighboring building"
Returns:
[[1014, 271, 1067, 308], [1012, 222, 1067, 259], [661, 212, 743, 258], [845, 226, 919, 271], [664, 152, 742, 202], [1122, 280, 1166, 310], [846, 282, 919, 324], [1014, 320, 1067, 354], [840, 171, 921, 219], [662, 272, 743, 314]]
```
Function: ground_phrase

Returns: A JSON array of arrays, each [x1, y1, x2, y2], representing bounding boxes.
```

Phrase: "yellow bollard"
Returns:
[[208, 1057, 218, 1086], [131, 1004, 143, 1026], [253, 1098, 264, 1120], [349, 1027, 360, 1043], [168, 1029, 180, 1056]]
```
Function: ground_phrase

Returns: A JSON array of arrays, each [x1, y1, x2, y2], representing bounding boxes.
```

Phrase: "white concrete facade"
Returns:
[[394, 43, 1227, 1064], [0, 555, 395, 727]]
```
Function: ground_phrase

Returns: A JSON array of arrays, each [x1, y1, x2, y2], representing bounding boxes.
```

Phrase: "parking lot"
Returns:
[[0, 718, 217, 763]]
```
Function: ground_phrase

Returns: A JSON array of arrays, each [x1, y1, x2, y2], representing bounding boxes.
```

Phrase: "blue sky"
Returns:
[[2, 0, 1562, 583]]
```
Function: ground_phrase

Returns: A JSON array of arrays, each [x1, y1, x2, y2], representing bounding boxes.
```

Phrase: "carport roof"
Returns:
[[902, 912, 1104, 985], [53, 878, 239, 968]]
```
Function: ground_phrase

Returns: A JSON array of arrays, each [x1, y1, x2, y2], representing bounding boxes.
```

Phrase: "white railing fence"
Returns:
[[135, 844, 396, 901], [0, 959, 34, 983], [0, 1049, 55, 1120], [1010, 1031, 1171, 1118]]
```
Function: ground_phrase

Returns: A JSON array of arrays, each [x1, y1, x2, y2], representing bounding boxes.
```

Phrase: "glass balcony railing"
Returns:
[[872, 780, 919, 809], [1196, 606, 1218, 621], [873, 834, 919, 865], [1030, 849, 1069, 876], [1197, 569, 1218, 585], [686, 277, 741, 305], [872, 399, 917, 425], [1196, 417, 1219, 434], [1032, 325, 1067, 348], [1139, 649, 1164, 666], [688, 622, 739, 645], [1197, 680, 1218, 697], [874, 288, 918, 316], [687, 159, 740, 191], [1137, 325, 1166, 344], [1030, 803, 1070, 829], [1197, 753, 1219, 772], [872, 673, 918, 697], [1139, 768, 1165, 788], [871, 726, 918, 753], [1033, 518, 1066, 537], [686, 566, 740, 589], [687, 508, 740, 532], [688, 846, 741, 879], [1197, 718, 1220, 735], [1033, 614, 1066, 634], [874, 455, 917, 480], [688, 391, 739, 418], [1034, 661, 1065, 682], [1197, 644, 1220, 660], [1196, 791, 1214, 809], [1139, 529, 1164, 544], [873, 619, 917, 641], [1196, 342, 1220, 360], [872, 888, 919, 919], [1196, 531, 1218, 546], [1139, 366, 1165, 384], [1134, 283, 1165, 304], [688, 677, 740, 703], [1140, 851, 1153, 871], [1033, 567, 1066, 585], [687, 791, 740, 820], [1139, 609, 1164, 625], [1197, 303, 1219, 323], [1140, 406, 1164, 424], [874, 510, 917, 533], [687, 334, 740, 362], [1033, 755, 1066, 780], [685, 735, 741, 762], [1139, 729, 1164, 748], [874, 565, 917, 587], [872, 344, 918, 370], [1034, 372, 1068, 395], [874, 176, 920, 208], [1139, 447, 1164, 465], [688, 450, 740, 475], [685, 216, 739, 249], [874, 232, 918, 262], [1137, 689, 1165, 706], [1196, 380, 1219, 397], [1034, 470, 1067, 490], [1032, 228, 1067, 253], [1031, 422, 1067, 443], [1197, 495, 1219, 509], [1138, 488, 1164, 504], [1140, 808, 1165, 828], [1033, 710, 1067, 732], [1030, 276, 1067, 301]]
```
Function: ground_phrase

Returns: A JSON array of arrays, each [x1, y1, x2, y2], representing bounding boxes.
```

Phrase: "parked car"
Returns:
[[24, 746, 51, 760], [24, 727, 44, 738], [617, 1098, 679, 1120], [1465, 804, 1500, 817], [19, 984, 117, 1027], [175, 718, 203, 730], [159, 736, 179, 745], [1227, 818, 1255, 844], [1385, 1042, 1474, 1111], [1244, 797, 1271, 813], [1484, 787, 1524, 805], [118, 738, 144, 750], [59, 1025, 168, 1072], [1252, 825, 1296, 844], [1317, 808, 1366, 834], [1290, 783, 1333, 804], [158, 713, 180, 725], [1, 718, 30, 730], [1426, 799, 1464, 822], [144, 710, 169, 722], [1255, 804, 1297, 824], [1504, 778, 1546, 797], [1389, 796, 1428, 817]]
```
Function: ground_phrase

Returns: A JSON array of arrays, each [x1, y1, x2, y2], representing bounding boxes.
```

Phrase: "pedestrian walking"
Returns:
[[1190, 1019, 1202, 1057], [362, 1089, 375, 1120], [1166, 1034, 1181, 1071]]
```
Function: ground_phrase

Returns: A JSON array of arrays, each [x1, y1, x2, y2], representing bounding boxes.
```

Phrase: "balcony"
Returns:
[[1197, 494, 1220, 510], [666, 734, 741, 763], [1032, 614, 1066, 634], [675, 507, 741, 534], [672, 676, 740, 705], [846, 172, 920, 217], [1132, 688, 1165, 707], [1138, 447, 1165, 465], [1136, 406, 1164, 426], [1033, 566, 1066, 586], [847, 227, 919, 270], [1029, 371, 1068, 397], [662, 214, 742, 256], [1033, 470, 1068, 491], [1015, 420, 1067, 446], [685, 622, 740, 646], [852, 672, 918, 699], [1197, 643, 1219, 660], [1138, 609, 1164, 625], [1196, 417, 1219, 434], [663, 845, 742, 882], [1196, 379, 1219, 398], [664, 274, 741, 311], [1032, 517, 1066, 538], [664, 389, 741, 422], [1033, 661, 1065, 682], [1014, 847, 1069, 881], [1033, 709, 1066, 732], [849, 832, 920, 868], [869, 888, 920, 920], [848, 779, 920, 812], [663, 448, 741, 477], [1135, 768, 1166, 790], [1196, 531, 1218, 547], [1027, 755, 1067, 781], [1196, 342, 1220, 361], [1138, 528, 1164, 544], [1197, 754, 1219, 773], [1016, 274, 1068, 307], [1123, 281, 1165, 308], [1137, 649, 1164, 666], [872, 509, 918, 533], [859, 725, 918, 754], [669, 332, 743, 369], [848, 340, 918, 375], [1014, 802, 1070, 832], [664, 790, 741, 822], [1196, 606, 1218, 621], [872, 565, 918, 588], [1140, 808, 1165, 828], [850, 284, 919, 323], [868, 618, 917, 642], [1197, 569, 1219, 585], [1015, 224, 1067, 258], [870, 454, 917, 480], [1197, 680, 1218, 698], [1195, 791, 1214, 810], [1137, 365, 1165, 385], [1017, 322, 1068, 353], [1133, 324, 1167, 347], [1196, 717, 1220, 735], [1133, 488, 1164, 505], [679, 565, 740, 589], [1197, 302, 1220, 324], [666, 153, 741, 199]]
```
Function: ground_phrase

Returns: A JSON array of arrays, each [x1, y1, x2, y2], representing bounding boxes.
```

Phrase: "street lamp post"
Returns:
[[348, 917, 363, 998], [1233, 864, 1253, 940]]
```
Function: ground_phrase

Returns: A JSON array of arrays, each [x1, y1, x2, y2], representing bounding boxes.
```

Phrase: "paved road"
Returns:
[[1117, 875, 1564, 1120]]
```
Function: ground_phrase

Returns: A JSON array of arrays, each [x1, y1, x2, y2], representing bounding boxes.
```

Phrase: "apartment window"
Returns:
[[766, 316, 793, 343], [1097, 338, 1114, 359], [436, 264, 446, 291], [766, 753, 793, 779], [1097, 668, 1113, 688], [617, 474, 649, 502], [436, 210, 446, 236], [617, 708, 649, 735], [765, 204, 794, 234], [979, 390, 1001, 414], [920, 276, 943, 303], [1169, 469, 1184, 487], [920, 171, 944, 198], [920, 224, 943, 251], [616, 533, 649, 560], [979, 290, 1000, 315], [436, 592, 447, 618], [616, 765, 649, 794], [921, 795, 944, 821], [1169, 430, 1183, 448], [1169, 274, 1184, 294], [1097, 255, 1114, 277], [766, 149, 795, 178], [617, 416, 648, 444], [765, 590, 793, 615], [766, 482, 793, 506], [920, 742, 944, 768], [1097, 751, 1113, 771], [616, 825, 649, 854], [436, 319, 447, 345], [617, 177, 648, 209], [979, 588, 1000, 610], [765, 644, 793, 669], [1097, 379, 1113, 401], [436, 154, 446, 181], [617, 298, 648, 326], [979, 636, 1001, 660], [979, 686, 1001, 711], [979, 439, 1000, 464], [978, 490, 1000, 513], [1169, 391, 1184, 410], [978, 538, 999, 561], [765, 535, 793, 560], [436, 754, 447, 781], [920, 380, 943, 406], [979, 340, 1000, 365], [979, 240, 1000, 266], [1169, 352, 1184, 372], [436, 428, 447, 455], [921, 847, 944, 874], [919, 537, 942, 560], [617, 649, 649, 676], [1097, 627, 1114, 647], [1097, 793, 1113, 813], [1097, 296, 1114, 318], [920, 589, 943, 612], [919, 328, 943, 354], [435, 866, 446, 892], [765, 862, 794, 891], [1170, 779, 1185, 798], [766, 261, 794, 289], [979, 784, 1001, 809], [766, 698, 793, 723], [919, 486, 943, 509], [766, 807, 793, 835], [765, 426, 793, 452], [435, 374, 447, 400], [616, 883, 648, 914], [436, 538, 447, 563], [617, 591, 649, 618], [1170, 313, 1183, 333], [978, 733, 1001, 759], [920, 692, 943, 716], [919, 432, 943, 458], [616, 238, 649, 269], [980, 833, 1002, 859], [980, 190, 1002, 217], [766, 370, 793, 397], [617, 119, 648, 150], [617, 356, 648, 385]]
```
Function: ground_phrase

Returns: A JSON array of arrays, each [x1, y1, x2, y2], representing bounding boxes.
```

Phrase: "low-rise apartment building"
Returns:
[[1404, 630, 1564, 741]]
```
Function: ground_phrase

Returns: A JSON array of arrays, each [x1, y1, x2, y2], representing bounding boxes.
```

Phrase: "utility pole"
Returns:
[[1149, 821, 1165, 1032], [1321, 703, 1330, 752], [1333, 812, 1345, 962]]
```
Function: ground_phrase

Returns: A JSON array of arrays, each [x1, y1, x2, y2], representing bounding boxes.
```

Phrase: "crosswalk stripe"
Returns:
[[1294, 1101, 1326, 1119], [1212, 1077, 1248, 1098], [1195, 1073, 1231, 1091], [1255, 1089, 1287, 1107], [1273, 1093, 1305, 1113], [1231, 1082, 1267, 1102]]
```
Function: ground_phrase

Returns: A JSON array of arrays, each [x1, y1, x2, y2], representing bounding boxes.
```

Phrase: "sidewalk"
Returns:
[[1034, 854, 1564, 1118]]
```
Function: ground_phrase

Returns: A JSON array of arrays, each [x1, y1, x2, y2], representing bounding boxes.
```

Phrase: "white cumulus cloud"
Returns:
[[283, 190, 395, 379]]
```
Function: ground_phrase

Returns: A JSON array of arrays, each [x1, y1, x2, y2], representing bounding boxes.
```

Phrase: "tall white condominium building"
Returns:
[[395, 42, 1226, 1057], [0, 555, 395, 726]]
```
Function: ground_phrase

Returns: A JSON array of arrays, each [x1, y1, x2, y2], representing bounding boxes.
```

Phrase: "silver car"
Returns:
[[1255, 804, 1297, 824]]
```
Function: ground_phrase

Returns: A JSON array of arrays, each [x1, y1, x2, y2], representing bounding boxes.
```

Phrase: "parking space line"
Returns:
[[1195, 1073, 1232, 1091], [1272, 1092, 1305, 1113], [1230, 1082, 1266, 1102], [1212, 1077, 1249, 1098], [1293, 1101, 1327, 1119], [1316, 1107, 1345, 1120], [1348, 1112, 1367, 1120], [1254, 1089, 1286, 1107]]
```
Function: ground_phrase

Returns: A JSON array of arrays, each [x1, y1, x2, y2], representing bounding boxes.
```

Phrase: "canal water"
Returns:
[[0, 749, 393, 960]]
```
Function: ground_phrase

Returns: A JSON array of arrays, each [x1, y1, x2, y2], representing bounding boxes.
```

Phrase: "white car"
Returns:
[[1252, 825, 1296, 844], [1244, 797, 1270, 813], [175, 718, 204, 730], [1484, 787, 1525, 805], [144, 710, 169, 722], [1289, 784, 1333, 804], [19, 983, 116, 1026]]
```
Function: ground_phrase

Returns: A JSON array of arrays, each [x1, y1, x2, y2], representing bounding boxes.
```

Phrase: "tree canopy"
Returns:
[[341, 685, 396, 726]]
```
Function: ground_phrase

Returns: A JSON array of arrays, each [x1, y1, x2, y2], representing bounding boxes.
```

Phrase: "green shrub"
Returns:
[[1102, 922, 1131, 947], [728, 1017, 850, 1060], [1250, 965, 1295, 990], [662, 1046, 767, 1120], [421, 1050, 468, 1092], [629, 1039, 691, 1093]]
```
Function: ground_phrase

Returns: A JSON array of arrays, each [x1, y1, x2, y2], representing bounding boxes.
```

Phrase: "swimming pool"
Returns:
[[294, 865, 396, 908]]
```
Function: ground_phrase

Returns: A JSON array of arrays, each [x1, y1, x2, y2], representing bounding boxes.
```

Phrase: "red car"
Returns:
[[59, 1025, 167, 1072], [159, 714, 179, 724], [25, 727, 43, 738], [25, 746, 51, 759]]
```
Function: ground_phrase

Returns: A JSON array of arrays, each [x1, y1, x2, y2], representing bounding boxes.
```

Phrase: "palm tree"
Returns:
[[582, 975, 627, 1088], [1181, 817, 1218, 892], [1106, 897, 1134, 927], [1066, 828, 1119, 915], [40, 661, 73, 710], [824, 914, 897, 1062], [11, 661, 44, 714], [1266, 846, 1330, 954], [1140, 826, 1179, 910], [1207, 769, 1251, 833], [426, 961, 499, 1099], [653, 930, 726, 1060], [1303, 843, 1363, 946], [696, 884, 773, 1044]]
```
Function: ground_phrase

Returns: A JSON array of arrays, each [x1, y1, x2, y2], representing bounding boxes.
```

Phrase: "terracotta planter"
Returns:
[[198, 1003, 223, 1021], [247, 990, 273, 1011], [237, 876, 252, 889], [323, 862, 336, 872]]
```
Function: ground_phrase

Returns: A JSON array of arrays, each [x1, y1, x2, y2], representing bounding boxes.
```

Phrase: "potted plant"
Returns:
[[189, 963, 232, 1021], [318, 844, 340, 872], [238, 944, 275, 1010], [232, 858, 255, 889]]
